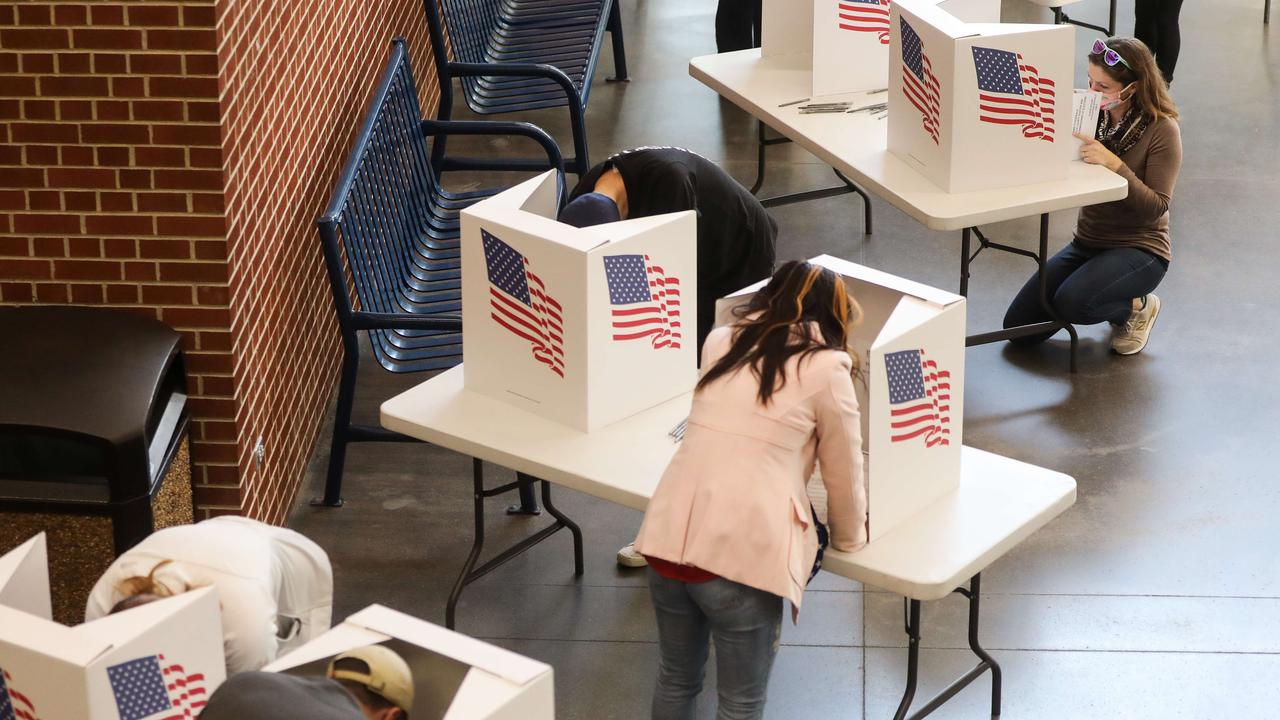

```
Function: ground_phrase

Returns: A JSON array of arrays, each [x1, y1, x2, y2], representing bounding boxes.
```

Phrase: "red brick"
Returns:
[[32, 236, 65, 256], [162, 305, 231, 327], [64, 191, 97, 212], [47, 167, 117, 189], [183, 6, 217, 27], [137, 192, 188, 213], [129, 5, 181, 26], [159, 261, 226, 283], [14, 213, 80, 234], [93, 146, 129, 167], [28, 191, 60, 211], [96, 100, 131, 121], [111, 77, 146, 97], [0, 76, 36, 96], [185, 54, 218, 76], [0, 282, 34, 302], [0, 99, 17, 119], [90, 5, 126, 25], [68, 237, 100, 257], [81, 123, 150, 145], [187, 101, 219, 122], [141, 284, 194, 305], [85, 214, 155, 236], [105, 283, 139, 303], [199, 330, 233, 351], [16, 4, 50, 24], [0, 236, 27, 254], [118, 169, 153, 189], [70, 283, 104, 303], [194, 485, 242, 506], [124, 261, 157, 281], [201, 375, 235, 397], [0, 190, 24, 211], [147, 29, 216, 52], [149, 75, 218, 98], [39, 76, 109, 97], [59, 100, 94, 121], [54, 6, 88, 25], [21, 53, 54, 73], [100, 192, 135, 212], [53, 259, 120, 281], [93, 53, 128, 74], [193, 240, 227, 260], [139, 238, 191, 259], [0, 144, 20, 164], [72, 28, 142, 50], [135, 146, 185, 167], [201, 464, 241, 485], [10, 123, 78, 144], [129, 53, 183, 75], [192, 193, 223, 213], [155, 169, 222, 191], [152, 123, 221, 146], [133, 101, 185, 122], [35, 283, 68, 302], [158, 215, 225, 237], [103, 237, 135, 258], [0, 168, 45, 189], [196, 284, 229, 305], [186, 352, 234, 374], [59, 145, 93, 165], [0, 29, 68, 49], [0, 54, 15, 73]]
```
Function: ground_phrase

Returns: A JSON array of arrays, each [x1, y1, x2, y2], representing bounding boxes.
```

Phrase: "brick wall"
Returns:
[[1, 1, 440, 523]]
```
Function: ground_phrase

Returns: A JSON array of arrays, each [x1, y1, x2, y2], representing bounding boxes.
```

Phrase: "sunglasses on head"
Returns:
[[1091, 39, 1132, 70]]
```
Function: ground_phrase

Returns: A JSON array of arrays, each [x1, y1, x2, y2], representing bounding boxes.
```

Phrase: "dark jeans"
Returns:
[[649, 570, 783, 720], [1134, 0, 1185, 83], [715, 0, 763, 52], [1003, 242, 1168, 346]]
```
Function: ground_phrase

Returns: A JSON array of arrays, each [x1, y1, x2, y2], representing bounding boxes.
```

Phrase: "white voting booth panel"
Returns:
[[715, 255, 965, 541], [0, 579, 224, 720], [461, 170, 697, 432], [0, 533, 52, 620], [267, 605, 553, 720], [888, 0, 1074, 192]]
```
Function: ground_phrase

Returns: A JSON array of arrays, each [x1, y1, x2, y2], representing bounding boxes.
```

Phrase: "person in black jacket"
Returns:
[[560, 146, 778, 357]]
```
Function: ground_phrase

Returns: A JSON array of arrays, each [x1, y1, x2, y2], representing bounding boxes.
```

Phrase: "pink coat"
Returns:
[[635, 324, 867, 614]]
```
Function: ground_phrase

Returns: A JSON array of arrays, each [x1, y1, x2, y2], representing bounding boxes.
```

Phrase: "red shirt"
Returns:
[[644, 555, 718, 583]]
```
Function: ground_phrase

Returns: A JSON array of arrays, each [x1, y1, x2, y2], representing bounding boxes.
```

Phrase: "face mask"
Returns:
[[1100, 83, 1135, 112]]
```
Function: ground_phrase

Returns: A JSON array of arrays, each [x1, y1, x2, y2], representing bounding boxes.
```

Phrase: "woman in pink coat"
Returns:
[[635, 260, 868, 720]]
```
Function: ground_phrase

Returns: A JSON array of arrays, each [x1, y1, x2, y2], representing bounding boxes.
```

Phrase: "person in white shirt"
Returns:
[[85, 516, 333, 674]]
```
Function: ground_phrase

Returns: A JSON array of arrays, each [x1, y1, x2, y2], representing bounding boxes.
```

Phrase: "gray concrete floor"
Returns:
[[287, 1, 1280, 717]]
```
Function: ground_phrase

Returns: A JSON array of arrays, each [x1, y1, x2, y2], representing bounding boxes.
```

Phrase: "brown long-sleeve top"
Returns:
[[1075, 116, 1183, 262]]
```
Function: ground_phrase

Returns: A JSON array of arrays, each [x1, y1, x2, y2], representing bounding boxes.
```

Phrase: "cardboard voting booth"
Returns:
[[460, 170, 698, 432], [0, 535, 225, 720], [266, 605, 553, 720], [888, 0, 1074, 192], [714, 255, 965, 541]]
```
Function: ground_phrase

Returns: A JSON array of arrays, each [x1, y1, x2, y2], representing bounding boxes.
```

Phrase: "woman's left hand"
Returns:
[[1073, 133, 1124, 172]]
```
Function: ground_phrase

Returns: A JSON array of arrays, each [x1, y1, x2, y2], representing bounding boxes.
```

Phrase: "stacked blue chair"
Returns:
[[422, 0, 628, 175], [315, 38, 564, 505]]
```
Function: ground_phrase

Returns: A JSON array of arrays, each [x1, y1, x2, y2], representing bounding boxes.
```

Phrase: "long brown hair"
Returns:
[[109, 560, 187, 614], [1090, 37, 1179, 121], [697, 261, 861, 405]]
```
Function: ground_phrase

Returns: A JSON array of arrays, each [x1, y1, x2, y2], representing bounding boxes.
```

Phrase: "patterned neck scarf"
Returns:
[[1096, 106, 1152, 157]]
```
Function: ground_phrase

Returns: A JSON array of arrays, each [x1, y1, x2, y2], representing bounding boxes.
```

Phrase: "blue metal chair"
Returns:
[[422, 0, 628, 176], [315, 38, 564, 506]]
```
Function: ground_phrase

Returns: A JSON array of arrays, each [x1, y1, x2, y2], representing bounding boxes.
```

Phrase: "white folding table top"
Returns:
[[383, 367, 1076, 600], [689, 50, 1128, 231]]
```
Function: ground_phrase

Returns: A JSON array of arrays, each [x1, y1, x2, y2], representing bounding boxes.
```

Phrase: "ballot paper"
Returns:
[[1072, 89, 1102, 158]]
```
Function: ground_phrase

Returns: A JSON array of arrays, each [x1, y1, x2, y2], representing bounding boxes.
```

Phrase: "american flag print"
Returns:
[[604, 254, 682, 350], [482, 230, 565, 378], [884, 349, 951, 447], [1, 668, 39, 720], [972, 46, 1056, 142], [838, 0, 891, 44], [106, 654, 207, 720], [899, 17, 941, 145]]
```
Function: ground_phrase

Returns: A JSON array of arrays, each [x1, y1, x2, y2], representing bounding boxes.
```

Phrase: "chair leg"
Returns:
[[313, 349, 359, 507], [606, 0, 630, 82]]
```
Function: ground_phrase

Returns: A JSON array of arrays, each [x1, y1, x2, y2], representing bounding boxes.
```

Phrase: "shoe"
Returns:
[[616, 542, 648, 568], [1112, 293, 1161, 355]]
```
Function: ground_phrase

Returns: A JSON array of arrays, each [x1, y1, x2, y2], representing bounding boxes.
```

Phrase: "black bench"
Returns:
[[422, 0, 629, 175], [314, 38, 564, 506]]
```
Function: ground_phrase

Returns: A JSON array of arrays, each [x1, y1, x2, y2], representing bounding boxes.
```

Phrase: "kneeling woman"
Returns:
[[635, 261, 868, 720], [1004, 37, 1181, 355]]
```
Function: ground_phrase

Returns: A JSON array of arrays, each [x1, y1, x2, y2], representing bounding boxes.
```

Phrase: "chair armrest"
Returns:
[[420, 119, 565, 175], [446, 60, 582, 107], [352, 311, 462, 331]]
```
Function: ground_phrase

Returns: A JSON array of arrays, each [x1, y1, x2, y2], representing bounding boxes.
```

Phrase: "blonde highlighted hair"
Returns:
[[1090, 37, 1179, 121]]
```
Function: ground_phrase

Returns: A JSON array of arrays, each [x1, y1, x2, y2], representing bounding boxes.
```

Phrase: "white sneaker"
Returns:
[[616, 542, 648, 568], [1112, 294, 1161, 355]]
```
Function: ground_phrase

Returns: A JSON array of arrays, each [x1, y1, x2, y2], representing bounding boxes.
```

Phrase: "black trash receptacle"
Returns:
[[0, 306, 194, 624]]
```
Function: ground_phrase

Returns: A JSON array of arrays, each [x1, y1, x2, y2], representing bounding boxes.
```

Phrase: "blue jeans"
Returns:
[[1003, 242, 1168, 345], [649, 570, 783, 720]]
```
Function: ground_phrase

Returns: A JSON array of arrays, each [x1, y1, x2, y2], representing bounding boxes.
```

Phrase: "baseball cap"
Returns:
[[328, 645, 414, 714], [558, 192, 621, 227]]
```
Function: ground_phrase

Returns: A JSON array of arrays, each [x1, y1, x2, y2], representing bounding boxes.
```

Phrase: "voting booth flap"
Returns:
[[887, 0, 1074, 193], [0, 532, 51, 620], [267, 604, 553, 720], [0, 586, 225, 720], [714, 255, 964, 542], [461, 170, 698, 432]]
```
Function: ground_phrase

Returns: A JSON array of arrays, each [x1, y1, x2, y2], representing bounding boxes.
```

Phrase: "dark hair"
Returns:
[[697, 261, 861, 405], [332, 658, 407, 719], [109, 560, 187, 615], [1089, 37, 1179, 121]]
